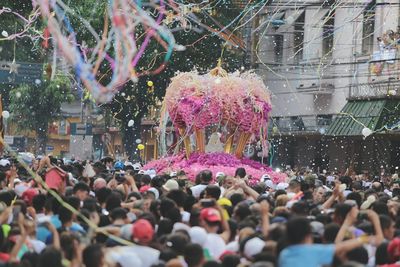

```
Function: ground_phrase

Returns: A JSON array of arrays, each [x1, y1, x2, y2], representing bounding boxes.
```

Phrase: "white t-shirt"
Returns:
[[204, 233, 226, 259], [120, 245, 160, 267], [190, 184, 207, 198]]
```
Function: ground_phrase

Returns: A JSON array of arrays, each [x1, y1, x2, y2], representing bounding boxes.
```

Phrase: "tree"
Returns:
[[9, 74, 75, 154]]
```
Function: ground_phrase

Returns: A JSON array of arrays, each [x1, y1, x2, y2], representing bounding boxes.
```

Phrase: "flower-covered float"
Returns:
[[143, 67, 286, 184]]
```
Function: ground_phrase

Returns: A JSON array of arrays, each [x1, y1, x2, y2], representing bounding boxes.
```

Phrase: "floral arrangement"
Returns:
[[146, 69, 284, 185], [143, 152, 287, 185], [164, 71, 272, 135]]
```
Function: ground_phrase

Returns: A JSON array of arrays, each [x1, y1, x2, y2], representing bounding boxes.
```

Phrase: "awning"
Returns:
[[326, 100, 386, 136]]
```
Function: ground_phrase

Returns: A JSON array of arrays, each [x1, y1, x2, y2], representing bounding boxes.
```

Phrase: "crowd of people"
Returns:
[[0, 154, 400, 266]]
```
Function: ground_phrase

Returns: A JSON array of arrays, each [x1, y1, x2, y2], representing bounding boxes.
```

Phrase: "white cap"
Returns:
[[138, 170, 145, 174], [243, 237, 265, 258], [147, 187, 159, 199], [145, 169, 156, 178], [265, 180, 275, 190], [261, 174, 271, 181], [108, 251, 142, 267], [275, 182, 289, 191], [189, 226, 207, 246], [170, 171, 177, 177], [0, 159, 10, 167], [216, 172, 225, 178], [133, 163, 141, 171]]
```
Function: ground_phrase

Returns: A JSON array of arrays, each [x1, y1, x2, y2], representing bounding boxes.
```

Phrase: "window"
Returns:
[[362, 0, 376, 54], [322, 12, 335, 57], [273, 35, 283, 63], [293, 12, 305, 63], [317, 115, 333, 126]]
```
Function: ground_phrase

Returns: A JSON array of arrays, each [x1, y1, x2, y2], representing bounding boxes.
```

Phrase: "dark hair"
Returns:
[[234, 203, 252, 222], [235, 168, 246, 179], [221, 254, 240, 267], [205, 185, 221, 200], [352, 181, 362, 191], [73, 182, 90, 194], [166, 190, 187, 208], [346, 192, 362, 208], [59, 206, 73, 225], [380, 215, 393, 230], [96, 187, 112, 204], [159, 198, 177, 218], [166, 233, 190, 255], [203, 261, 222, 267], [184, 243, 204, 267], [109, 207, 127, 221], [291, 201, 309, 216], [334, 203, 352, 223], [288, 179, 301, 190], [157, 218, 173, 237], [150, 176, 164, 188], [393, 188, 400, 198], [82, 197, 99, 213], [375, 242, 389, 265], [66, 196, 80, 210], [230, 193, 245, 207], [38, 246, 63, 267], [346, 246, 369, 264], [32, 194, 46, 213], [200, 170, 213, 183], [105, 193, 122, 212], [286, 217, 311, 244], [60, 233, 79, 261], [127, 191, 142, 201], [372, 201, 389, 215], [323, 223, 340, 243], [140, 175, 152, 185], [82, 244, 104, 267]]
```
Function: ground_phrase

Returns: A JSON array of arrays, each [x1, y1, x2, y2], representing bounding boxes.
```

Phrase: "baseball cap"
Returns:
[[275, 182, 289, 191], [264, 179, 275, 190], [216, 172, 225, 178], [261, 174, 271, 181], [133, 163, 141, 171], [162, 179, 179, 192], [147, 187, 159, 199], [189, 226, 207, 246], [132, 219, 154, 243], [170, 171, 177, 177], [145, 169, 156, 178], [0, 159, 10, 167], [139, 185, 151, 193], [22, 188, 38, 205], [243, 237, 265, 258], [388, 238, 400, 262], [200, 208, 221, 222]]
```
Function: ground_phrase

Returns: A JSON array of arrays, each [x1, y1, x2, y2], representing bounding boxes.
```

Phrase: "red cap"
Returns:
[[139, 185, 151, 193], [200, 208, 221, 222], [22, 188, 38, 205], [132, 219, 154, 243], [388, 238, 400, 262]]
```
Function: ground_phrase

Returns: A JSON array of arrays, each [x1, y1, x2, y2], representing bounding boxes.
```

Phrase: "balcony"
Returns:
[[271, 115, 332, 135], [348, 80, 400, 100], [297, 83, 334, 95]]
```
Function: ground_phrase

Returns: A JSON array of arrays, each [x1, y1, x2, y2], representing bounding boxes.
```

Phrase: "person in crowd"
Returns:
[[0, 154, 399, 267]]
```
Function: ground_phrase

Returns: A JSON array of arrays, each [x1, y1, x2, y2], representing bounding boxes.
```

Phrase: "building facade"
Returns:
[[256, 0, 400, 173]]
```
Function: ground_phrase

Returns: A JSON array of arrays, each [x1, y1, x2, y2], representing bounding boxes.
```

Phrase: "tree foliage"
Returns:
[[10, 74, 75, 153]]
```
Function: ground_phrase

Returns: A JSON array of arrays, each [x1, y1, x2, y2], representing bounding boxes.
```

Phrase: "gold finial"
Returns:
[[210, 58, 227, 77]]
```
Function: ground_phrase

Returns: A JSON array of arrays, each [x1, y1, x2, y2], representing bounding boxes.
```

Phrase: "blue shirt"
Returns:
[[279, 244, 335, 267]]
